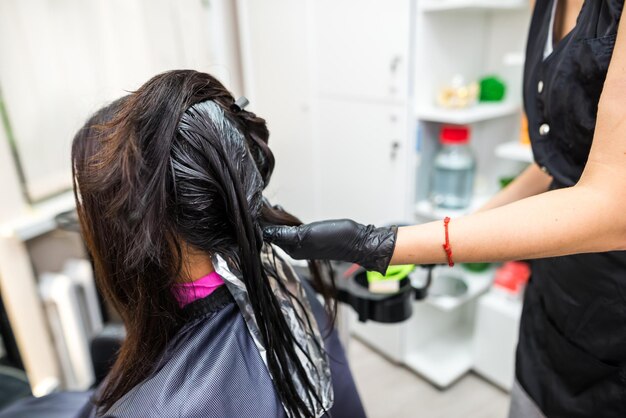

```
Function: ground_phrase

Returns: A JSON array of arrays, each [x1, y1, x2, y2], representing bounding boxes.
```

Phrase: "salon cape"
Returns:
[[99, 273, 365, 417]]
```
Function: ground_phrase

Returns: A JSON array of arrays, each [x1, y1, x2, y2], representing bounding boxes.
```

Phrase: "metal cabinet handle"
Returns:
[[390, 55, 403, 73], [390, 141, 401, 160]]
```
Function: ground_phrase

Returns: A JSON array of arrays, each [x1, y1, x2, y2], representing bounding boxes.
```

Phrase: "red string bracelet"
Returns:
[[442, 216, 454, 267]]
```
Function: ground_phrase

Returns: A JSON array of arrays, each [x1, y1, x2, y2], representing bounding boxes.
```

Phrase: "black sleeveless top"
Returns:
[[518, 1, 626, 416]]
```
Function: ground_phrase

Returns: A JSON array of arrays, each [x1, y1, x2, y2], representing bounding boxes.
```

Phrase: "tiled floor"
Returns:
[[349, 338, 510, 418]]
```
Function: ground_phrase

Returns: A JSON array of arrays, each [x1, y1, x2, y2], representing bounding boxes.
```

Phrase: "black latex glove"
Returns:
[[263, 219, 398, 274]]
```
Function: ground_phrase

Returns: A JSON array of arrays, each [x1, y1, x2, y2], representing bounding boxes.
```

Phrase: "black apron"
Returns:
[[518, 1, 626, 416]]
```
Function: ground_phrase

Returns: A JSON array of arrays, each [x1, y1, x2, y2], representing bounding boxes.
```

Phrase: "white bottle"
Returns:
[[430, 125, 476, 209]]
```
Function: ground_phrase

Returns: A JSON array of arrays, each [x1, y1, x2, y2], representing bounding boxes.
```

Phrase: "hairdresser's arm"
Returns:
[[477, 163, 552, 212], [262, 159, 552, 269]]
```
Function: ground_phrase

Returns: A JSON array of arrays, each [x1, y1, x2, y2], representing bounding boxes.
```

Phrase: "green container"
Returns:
[[479, 76, 506, 102], [461, 262, 491, 273], [499, 176, 516, 189], [366, 264, 415, 283]]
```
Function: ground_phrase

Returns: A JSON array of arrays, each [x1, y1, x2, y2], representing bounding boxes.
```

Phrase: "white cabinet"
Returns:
[[473, 291, 523, 390], [237, 0, 317, 220], [314, 99, 409, 224], [311, 0, 410, 103], [308, 0, 412, 223], [238, 0, 412, 223]]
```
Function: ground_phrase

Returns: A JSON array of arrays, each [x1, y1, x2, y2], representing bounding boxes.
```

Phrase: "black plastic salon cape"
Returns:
[[102, 282, 365, 418], [0, 282, 365, 418], [519, 1, 626, 416]]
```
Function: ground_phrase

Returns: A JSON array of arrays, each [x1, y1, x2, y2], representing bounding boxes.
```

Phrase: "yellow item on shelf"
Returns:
[[436, 75, 479, 109], [520, 114, 530, 145]]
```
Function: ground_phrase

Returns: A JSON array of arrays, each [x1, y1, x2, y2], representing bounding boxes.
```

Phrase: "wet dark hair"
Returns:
[[71, 70, 335, 417]]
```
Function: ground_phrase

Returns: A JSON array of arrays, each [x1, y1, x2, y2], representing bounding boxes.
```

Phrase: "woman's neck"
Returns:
[[553, 0, 585, 44], [178, 245, 214, 283]]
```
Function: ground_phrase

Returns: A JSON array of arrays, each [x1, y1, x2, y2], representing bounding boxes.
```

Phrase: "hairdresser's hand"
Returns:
[[263, 220, 397, 274]]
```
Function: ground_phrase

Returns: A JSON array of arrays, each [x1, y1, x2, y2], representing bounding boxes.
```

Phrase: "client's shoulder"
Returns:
[[107, 291, 285, 418]]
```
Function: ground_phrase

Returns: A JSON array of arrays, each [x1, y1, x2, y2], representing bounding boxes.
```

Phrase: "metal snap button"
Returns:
[[539, 123, 550, 136], [538, 81, 544, 94]]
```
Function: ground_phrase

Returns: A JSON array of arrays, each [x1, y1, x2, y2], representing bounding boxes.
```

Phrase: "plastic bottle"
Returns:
[[430, 125, 476, 209]]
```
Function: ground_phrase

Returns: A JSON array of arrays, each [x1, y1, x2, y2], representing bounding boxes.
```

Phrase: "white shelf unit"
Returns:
[[495, 140, 533, 163], [424, 267, 495, 312], [417, 102, 519, 124], [404, 323, 473, 388], [414, 194, 490, 220], [421, 0, 526, 12], [401, 266, 495, 387], [412, 0, 532, 211], [406, 0, 531, 389], [473, 290, 523, 390]]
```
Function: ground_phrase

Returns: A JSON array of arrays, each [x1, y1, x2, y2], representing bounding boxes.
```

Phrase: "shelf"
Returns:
[[417, 102, 520, 124], [424, 267, 495, 312], [421, 0, 526, 12], [0, 190, 76, 241], [403, 324, 473, 388], [479, 290, 523, 320], [495, 141, 533, 163], [414, 195, 490, 221]]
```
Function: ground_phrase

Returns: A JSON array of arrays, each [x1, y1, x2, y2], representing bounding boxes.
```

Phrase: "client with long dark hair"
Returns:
[[71, 70, 365, 417]]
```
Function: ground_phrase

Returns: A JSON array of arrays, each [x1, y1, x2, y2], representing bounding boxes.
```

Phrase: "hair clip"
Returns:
[[231, 96, 250, 112]]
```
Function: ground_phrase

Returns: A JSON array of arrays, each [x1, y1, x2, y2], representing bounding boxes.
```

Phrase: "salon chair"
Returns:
[[0, 366, 31, 411], [0, 293, 31, 411], [0, 208, 125, 416], [0, 324, 125, 418]]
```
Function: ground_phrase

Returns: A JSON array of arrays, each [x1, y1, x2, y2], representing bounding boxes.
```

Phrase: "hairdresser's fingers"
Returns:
[[264, 221, 353, 260], [263, 219, 396, 274], [263, 225, 302, 248], [300, 220, 397, 273]]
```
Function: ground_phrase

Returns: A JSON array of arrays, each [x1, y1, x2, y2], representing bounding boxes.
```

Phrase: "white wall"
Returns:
[[0, 0, 240, 201], [0, 112, 27, 221], [237, 0, 319, 221]]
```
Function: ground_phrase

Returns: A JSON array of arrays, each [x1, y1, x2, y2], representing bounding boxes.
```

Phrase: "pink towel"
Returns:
[[172, 271, 225, 308]]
